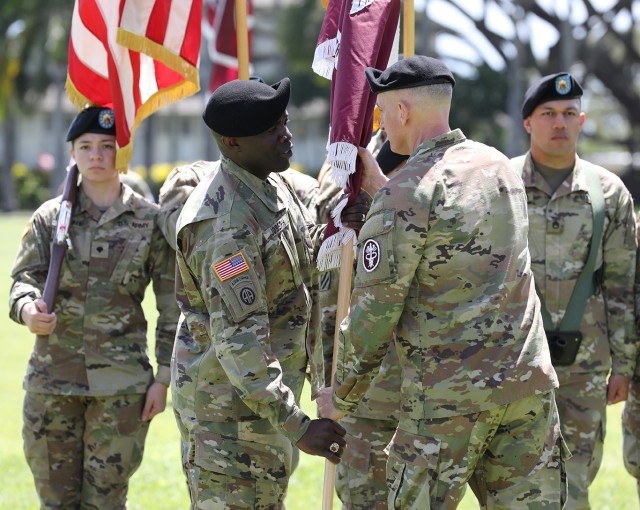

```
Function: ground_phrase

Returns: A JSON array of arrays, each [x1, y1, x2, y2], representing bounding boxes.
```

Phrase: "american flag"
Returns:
[[213, 253, 250, 281], [66, 0, 202, 171]]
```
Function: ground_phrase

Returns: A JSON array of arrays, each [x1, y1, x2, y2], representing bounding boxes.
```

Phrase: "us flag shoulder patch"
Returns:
[[213, 252, 249, 281]]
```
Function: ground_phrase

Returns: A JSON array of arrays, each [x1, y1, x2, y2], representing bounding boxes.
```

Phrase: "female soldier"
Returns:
[[9, 106, 178, 509]]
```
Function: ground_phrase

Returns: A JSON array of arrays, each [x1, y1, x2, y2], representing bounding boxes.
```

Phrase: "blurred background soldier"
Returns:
[[9, 106, 178, 509], [120, 170, 156, 203], [513, 72, 637, 509], [621, 210, 640, 503]]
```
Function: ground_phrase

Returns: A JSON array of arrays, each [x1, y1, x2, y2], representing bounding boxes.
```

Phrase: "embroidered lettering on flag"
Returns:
[[213, 253, 249, 281]]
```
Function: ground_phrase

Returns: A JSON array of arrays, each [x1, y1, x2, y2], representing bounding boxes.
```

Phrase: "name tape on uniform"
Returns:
[[213, 252, 249, 281]]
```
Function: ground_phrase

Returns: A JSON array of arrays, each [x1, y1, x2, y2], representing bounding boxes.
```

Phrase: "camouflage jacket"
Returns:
[[514, 152, 637, 376], [173, 156, 325, 444], [9, 184, 178, 395], [333, 130, 558, 423], [317, 174, 401, 422], [158, 160, 214, 250]]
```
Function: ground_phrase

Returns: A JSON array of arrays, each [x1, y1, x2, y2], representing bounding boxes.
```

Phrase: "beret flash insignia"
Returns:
[[555, 75, 571, 95]]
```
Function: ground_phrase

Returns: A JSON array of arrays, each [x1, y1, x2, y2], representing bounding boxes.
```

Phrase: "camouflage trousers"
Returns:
[[622, 378, 640, 502], [23, 391, 149, 510], [554, 370, 607, 510], [175, 412, 295, 509], [386, 391, 567, 509], [335, 415, 397, 510]]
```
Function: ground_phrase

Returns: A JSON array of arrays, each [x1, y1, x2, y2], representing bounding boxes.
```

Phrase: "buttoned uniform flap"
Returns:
[[355, 208, 397, 287], [388, 428, 441, 468], [340, 433, 372, 472], [194, 431, 289, 483], [108, 218, 155, 284], [262, 213, 305, 302], [386, 429, 442, 507], [210, 243, 265, 323]]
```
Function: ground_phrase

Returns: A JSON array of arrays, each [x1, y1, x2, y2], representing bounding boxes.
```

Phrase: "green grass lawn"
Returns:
[[1, 212, 638, 509]]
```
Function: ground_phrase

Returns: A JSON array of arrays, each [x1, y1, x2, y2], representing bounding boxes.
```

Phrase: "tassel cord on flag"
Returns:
[[312, 33, 340, 80], [326, 141, 358, 190]]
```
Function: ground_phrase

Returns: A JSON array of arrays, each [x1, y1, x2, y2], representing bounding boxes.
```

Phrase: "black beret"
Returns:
[[66, 106, 116, 142], [203, 78, 290, 137], [365, 55, 455, 94], [375, 140, 409, 175], [522, 72, 583, 119]]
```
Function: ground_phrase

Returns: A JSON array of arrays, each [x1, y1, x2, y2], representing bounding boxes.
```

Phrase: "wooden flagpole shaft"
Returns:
[[322, 239, 355, 510], [403, 0, 415, 57], [235, 0, 250, 79]]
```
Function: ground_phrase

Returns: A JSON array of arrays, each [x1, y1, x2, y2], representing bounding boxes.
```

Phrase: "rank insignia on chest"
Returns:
[[547, 218, 564, 234], [213, 252, 250, 281], [91, 241, 110, 258]]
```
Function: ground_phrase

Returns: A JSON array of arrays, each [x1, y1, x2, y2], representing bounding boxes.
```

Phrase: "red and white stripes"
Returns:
[[67, 0, 202, 171]]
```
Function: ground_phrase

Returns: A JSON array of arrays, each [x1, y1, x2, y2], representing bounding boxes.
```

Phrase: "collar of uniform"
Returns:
[[521, 151, 585, 196], [410, 128, 466, 160], [566, 155, 594, 193], [221, 156, 280, 213], [76, 182, 133, 224]]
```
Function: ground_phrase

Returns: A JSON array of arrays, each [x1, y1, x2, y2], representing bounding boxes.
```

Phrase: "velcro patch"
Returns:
[[319, 271, 332, 292], [21, 221, 30, 240], [213, 252, 249, 281]]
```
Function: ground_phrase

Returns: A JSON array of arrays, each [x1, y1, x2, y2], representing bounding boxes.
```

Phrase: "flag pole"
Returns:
[[322, 240, 354, 510], [235, 0, 250, 79], [403, 0, 414, 56]]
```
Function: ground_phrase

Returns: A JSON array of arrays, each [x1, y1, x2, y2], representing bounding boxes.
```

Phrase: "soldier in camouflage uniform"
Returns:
[[623, 212, 640, 501], [318, 55, 566, 509], [171, 77, 375, 509], [513, 73, 637, 509], [157, 160, 319, 493], [317, 138, 408, 510], [9, 106, 178, 510]]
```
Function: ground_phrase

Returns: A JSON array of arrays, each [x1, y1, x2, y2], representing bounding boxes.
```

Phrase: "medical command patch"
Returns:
[[213, 252, 249, 281]]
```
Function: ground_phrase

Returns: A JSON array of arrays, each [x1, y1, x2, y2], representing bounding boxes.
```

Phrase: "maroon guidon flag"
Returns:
[[313, 0, 401, 270]]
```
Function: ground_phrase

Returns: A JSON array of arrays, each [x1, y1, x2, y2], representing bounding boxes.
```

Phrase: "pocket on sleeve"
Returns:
[[210, 244, 266, 323], [355, 209, 397, 288]]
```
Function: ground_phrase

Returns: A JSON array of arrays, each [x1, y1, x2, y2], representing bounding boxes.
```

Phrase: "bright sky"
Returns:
[[415, 0, 635, 76]]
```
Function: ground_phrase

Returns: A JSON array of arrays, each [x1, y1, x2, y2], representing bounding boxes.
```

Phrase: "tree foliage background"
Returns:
[[1, 0, 640, 210], [414, 0, 640, 160]]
